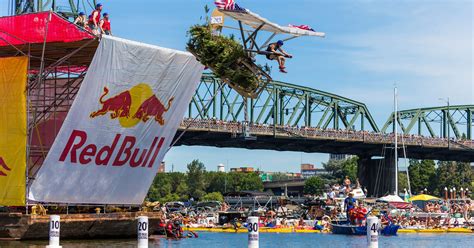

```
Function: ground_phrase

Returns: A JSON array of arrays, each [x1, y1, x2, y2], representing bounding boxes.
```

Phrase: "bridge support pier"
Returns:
[[357, 151, 396, 197]]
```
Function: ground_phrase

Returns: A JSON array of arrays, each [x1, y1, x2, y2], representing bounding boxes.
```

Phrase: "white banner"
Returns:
[[29, 36, 203, 204]]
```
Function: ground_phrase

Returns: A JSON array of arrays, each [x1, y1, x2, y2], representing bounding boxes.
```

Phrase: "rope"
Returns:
[[167, 82, 226, 151], [400, 132, 411, 195]]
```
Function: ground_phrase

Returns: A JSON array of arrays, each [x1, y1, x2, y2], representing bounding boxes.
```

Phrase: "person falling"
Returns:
[[265, 40, 293, 73]]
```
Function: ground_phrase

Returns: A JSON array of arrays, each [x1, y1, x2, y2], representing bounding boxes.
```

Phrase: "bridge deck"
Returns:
[[175, 119, 474, 161]]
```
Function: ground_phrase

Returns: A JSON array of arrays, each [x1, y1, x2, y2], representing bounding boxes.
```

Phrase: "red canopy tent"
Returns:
[[0, 12, 94, 46], [0, 11, 98, 69]]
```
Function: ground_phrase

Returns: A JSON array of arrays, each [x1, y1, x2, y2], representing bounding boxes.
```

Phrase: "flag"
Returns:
[[0, 56, 28, 206], [289, 24, 315, 31], [214, 0, 245, 11]]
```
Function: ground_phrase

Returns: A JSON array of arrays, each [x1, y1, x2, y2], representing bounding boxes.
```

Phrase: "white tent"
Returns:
[[377, 194, 405, 203]]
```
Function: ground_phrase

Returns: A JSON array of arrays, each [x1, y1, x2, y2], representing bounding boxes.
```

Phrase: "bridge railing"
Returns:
[[180, 118, 474, 150]]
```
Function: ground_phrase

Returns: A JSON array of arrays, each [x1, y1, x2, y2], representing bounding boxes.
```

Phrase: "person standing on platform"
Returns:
[[344, 192, 356, 223], [73, 12, 87, 29], [100, 13, 112, 35], [89, 3, 103, 35]]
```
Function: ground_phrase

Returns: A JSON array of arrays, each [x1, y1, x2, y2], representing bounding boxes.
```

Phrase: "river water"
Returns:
[[1, 233, 473, 247]]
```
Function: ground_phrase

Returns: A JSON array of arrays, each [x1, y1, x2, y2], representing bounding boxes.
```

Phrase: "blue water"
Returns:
[[1, 233, 473, 248]]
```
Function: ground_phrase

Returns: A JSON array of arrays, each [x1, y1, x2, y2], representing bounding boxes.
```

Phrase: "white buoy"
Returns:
[[366, 216, 379, 248], [137, 216, 149, 248], [247, 216, 259, 248], [47, 215, 62, 248]]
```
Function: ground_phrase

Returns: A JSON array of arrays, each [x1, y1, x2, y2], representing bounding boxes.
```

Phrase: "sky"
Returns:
[[1, 0, 472, 172]]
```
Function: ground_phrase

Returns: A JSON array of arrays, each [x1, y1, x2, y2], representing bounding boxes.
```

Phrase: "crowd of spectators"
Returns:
[[180, 118, 474, 149]]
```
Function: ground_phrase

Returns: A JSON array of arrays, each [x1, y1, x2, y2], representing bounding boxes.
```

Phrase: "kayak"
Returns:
[[417, 229, 446, 233], [447, 228, 472, 233], [260, 227, 293, 233], [294, 229, 323, 233]]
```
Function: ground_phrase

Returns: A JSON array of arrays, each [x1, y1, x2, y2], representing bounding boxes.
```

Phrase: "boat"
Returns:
[[331, 221, 399, 236], [331, 88, 403, 237]]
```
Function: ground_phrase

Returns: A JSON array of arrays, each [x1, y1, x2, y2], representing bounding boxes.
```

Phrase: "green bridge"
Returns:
[[176, 74, 474, 162]]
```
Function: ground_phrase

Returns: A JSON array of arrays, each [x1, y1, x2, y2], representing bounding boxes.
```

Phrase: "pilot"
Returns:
[[265, 40, 292, 73]]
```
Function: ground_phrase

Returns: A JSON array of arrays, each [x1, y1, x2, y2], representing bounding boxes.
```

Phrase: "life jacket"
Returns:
[[89, 9, 101, 24], [102, 19, 111, 31], [355, 207, 367, 220]]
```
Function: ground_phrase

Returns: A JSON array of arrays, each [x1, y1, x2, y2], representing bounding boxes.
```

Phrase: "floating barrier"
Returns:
[[398, 228, 472, 234], [184, 227, 473, 234]]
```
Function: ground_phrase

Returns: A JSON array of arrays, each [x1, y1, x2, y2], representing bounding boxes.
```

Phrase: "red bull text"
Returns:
[[59, 130, 165, 168]]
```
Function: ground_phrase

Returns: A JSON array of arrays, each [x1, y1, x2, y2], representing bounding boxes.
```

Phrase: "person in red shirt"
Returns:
[[88, 3, 103, 35], [354, 202, 368, 226], [100, 12, 112, 35]]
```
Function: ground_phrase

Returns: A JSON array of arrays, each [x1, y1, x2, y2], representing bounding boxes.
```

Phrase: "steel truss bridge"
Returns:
[[175, 74, 474, 162]]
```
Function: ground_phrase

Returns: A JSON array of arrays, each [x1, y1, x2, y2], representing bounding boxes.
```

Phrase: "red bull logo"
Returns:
[[0, 156, 11, 177], [90, 83, 174, 128]]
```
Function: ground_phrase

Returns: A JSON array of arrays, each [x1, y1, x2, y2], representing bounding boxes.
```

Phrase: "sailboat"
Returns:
[[331, 88, 402, 236]]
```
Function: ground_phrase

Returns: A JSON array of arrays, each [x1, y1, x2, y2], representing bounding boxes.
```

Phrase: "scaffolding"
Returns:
[[0, 11, 98, 192]]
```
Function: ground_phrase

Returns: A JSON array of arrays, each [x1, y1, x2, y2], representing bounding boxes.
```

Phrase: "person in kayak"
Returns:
[[344, 192, 356, 224], [265, 40, 292, 73]]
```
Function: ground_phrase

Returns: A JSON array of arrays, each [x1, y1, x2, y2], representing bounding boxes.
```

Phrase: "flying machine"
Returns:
[[201, 4, 325, 99]]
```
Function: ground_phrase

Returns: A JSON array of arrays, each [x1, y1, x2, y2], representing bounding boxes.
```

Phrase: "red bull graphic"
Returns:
[[134, 95, 174, 125], [90, 87, 132, 119], [0, 157, 11, 176], [90, 84, 174, 127]]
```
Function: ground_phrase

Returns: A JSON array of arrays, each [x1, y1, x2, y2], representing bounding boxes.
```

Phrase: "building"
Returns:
[[301, 163, 314, 170], [158, 161, 165, 173], [260, 172, 302, 182], [300, 163, 328, 179], [329, 154, 354, 161], [217, 163, 225, 172], [230, 167, 255, 173]]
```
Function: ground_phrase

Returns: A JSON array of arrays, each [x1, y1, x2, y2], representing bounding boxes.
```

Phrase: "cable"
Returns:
[[167, 82, 226, 151]]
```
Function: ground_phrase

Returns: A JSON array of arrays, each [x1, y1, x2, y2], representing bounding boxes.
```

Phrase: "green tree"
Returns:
[[227, 172, 263, 192], [398, 172, 409, 193], [304, 176, 325, 195], [187, 160, 207, 200], [206, 172, 228, 194], [201, 192, 224, 202], [147, 173, 172, 202], [436, 161, 473, 197], [408, 160, 436, 194], [271, 172, 290, 181], [322, 156, 358, 183]]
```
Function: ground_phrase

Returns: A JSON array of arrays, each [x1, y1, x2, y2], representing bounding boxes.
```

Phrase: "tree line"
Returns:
[[146, 159, 263, 202], [399, 160, 473, 197], [302, 157, 473, 197]]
